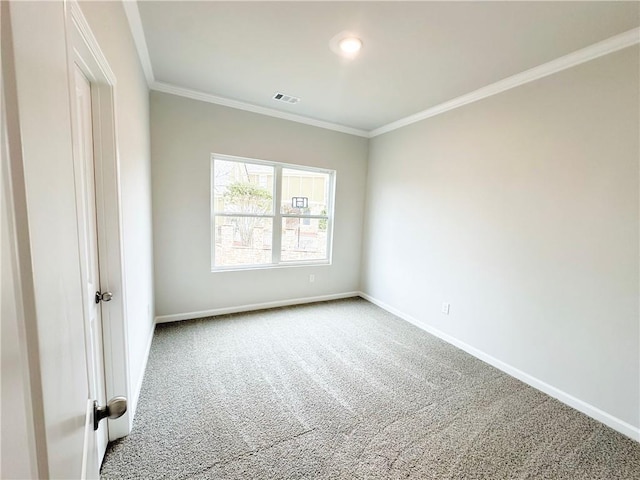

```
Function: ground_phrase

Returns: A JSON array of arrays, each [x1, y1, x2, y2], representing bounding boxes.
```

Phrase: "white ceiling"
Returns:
[[135, 1, 640, 133]]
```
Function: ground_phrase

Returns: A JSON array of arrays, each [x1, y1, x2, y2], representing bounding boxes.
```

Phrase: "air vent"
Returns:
[[273, 92, 300, 105]]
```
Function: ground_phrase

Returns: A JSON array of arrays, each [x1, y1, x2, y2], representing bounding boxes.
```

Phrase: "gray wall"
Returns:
[[151, 92, 368, 317], [362, 46, 639, 429]]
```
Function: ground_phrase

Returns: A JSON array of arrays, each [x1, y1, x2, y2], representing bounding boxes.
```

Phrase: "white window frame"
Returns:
[[211, 153, 335, 271]]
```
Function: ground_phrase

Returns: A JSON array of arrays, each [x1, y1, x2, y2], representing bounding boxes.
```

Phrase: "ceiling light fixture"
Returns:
[[338, 37, 362, 54], [330, 32, 363, 59]]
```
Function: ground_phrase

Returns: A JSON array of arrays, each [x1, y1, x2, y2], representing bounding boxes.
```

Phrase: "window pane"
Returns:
[[281, 168, 329, 216], [214, 216, 273, 267], [281, 217, 328, 262], [214, 160, 274, 214]]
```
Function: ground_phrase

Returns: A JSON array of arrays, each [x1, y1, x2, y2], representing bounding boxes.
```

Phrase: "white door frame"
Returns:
[[65, 0, 131, 440], [1, 3, 48, 476]]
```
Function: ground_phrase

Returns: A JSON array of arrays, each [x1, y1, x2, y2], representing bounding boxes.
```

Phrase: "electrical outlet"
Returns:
[[309, 274, 315, 283], [441, 303, 450, 315]]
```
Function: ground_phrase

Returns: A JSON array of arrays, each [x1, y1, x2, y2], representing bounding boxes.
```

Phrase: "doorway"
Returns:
[[67, 2, 132, 477]]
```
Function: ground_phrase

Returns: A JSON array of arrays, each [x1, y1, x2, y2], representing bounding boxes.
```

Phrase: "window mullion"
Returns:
[[325, 172, 335, 262], [272, 165, 283, 264]]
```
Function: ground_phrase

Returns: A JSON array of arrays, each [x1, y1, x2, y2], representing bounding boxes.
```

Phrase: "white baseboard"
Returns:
[[154, 291, 360, 324], [128, 321, 156, 424], [358, 291, 640, 442]]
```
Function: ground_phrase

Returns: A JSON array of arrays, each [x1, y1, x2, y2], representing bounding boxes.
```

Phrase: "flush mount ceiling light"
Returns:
[[330, 32, 363, 59], [339, 37, 362, 54]]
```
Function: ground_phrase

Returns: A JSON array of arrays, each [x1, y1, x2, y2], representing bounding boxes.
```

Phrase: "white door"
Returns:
[[72, 64, 109, 478]]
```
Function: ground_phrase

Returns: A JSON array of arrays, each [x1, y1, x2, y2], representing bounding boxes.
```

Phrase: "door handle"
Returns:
[[95, 291, 113, 304], [94, 396, 127, 430]]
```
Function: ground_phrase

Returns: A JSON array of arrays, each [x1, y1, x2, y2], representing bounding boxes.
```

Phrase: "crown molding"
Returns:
[[124, 4, 638, 140], [370, 27, 640, 138], [150, 81, 371, 138], [122, 0, 154, 85], [121, 0, 367, 137]]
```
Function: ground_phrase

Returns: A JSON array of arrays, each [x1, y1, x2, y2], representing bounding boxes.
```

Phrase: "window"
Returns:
[[211, 154, 335, 270]]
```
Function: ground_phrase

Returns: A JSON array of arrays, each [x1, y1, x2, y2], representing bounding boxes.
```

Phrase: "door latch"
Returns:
[[94, 396, 127, 430], [95, 291, 113, 304]]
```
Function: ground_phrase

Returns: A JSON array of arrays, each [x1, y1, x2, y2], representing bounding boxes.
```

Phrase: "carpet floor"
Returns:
[[101, 298, 640, 479]]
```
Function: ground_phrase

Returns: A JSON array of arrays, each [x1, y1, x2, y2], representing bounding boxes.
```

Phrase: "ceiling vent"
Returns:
[[273, 92, 300, 105]]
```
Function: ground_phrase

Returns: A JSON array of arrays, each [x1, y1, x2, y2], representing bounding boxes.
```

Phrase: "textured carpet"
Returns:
[[101, 298, 640, 479]]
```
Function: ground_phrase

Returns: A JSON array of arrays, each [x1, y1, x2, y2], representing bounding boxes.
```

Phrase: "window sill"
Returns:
[[211, 260, 331, 273]]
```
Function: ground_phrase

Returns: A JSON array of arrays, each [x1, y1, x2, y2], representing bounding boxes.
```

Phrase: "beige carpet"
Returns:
[[101, 298, 640, 479]]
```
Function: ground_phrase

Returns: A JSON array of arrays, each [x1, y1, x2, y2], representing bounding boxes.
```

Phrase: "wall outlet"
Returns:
[[441, 302, 450, 315], [309, 274, 315, 283]]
